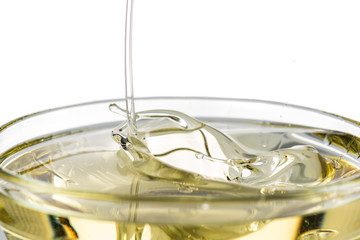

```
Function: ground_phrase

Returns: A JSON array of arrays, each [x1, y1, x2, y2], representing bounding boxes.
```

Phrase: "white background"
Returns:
[[1, 0, 360, 126], [1, 0, 360, 239]]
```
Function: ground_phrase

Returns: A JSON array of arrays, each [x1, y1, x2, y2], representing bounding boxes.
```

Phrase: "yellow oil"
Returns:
[[1, 120, 360, 239]]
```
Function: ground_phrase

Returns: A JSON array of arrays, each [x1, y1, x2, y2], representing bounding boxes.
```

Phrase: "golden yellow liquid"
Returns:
[[3, 197, 360, 240], [1, 120, 360, 240]]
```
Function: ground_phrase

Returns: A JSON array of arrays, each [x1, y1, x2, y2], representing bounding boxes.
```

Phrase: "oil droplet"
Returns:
[[297, 229, 338, 240], [332, 157, 341, 169], [201, 203, 210, 210], [260, 187, 276, 195], [177, 183, 198, 193], [195, 153, 205, 159], [248, 221, 260, 232], [261, 135, 268, 148]]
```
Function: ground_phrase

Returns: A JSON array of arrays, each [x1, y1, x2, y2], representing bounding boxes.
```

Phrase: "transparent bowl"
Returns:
[[1, 97, 360, 240]]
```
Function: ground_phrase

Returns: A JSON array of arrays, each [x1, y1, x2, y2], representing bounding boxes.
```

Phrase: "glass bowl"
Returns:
[[1, 97, 360, 240]]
